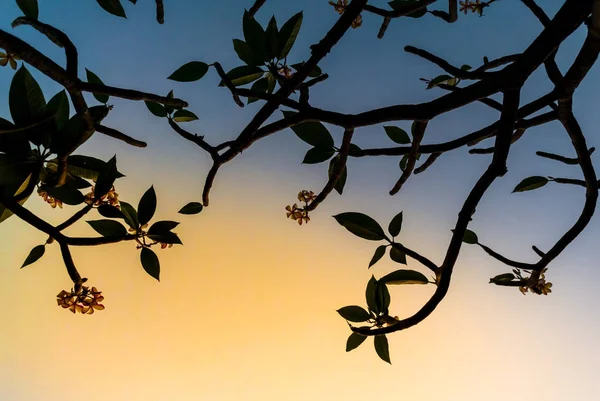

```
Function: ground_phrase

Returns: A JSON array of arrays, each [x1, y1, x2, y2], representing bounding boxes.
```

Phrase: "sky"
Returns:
[[0, 0, 599, 400]]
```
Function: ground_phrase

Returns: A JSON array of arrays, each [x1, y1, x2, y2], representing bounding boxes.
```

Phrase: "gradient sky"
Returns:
[[1, 1, 599, 400]]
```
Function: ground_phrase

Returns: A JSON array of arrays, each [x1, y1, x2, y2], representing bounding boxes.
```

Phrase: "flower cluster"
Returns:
[[278, 66, 293, 79], [56, 286, 105, 314], [85, 184, 120, 208], [459, 0, 487, 16], [285, 190, 317, 225], [38, 190, 63, 209], [0, 51, 20, 70], [518, 268, 553, 295], [329, 0, 362, 28]]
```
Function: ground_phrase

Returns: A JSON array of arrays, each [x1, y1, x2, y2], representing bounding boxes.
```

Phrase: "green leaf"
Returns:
[[44, 185, 85, 205], [333, 212, 387, 241], [0, 117, 29, 155], [49, 114, 86, 155], [461, 229, 478, 244], [346, 332, 367, 352], [94, 155, 118, 198], [140, 247, 160, 281], [513, 176, 548, 193], [120, 201, 139, 230], [172, 109, 199, 123], [243, 10, 266, 65], [384, 126, 410, 144], [87, 219, 127, 237], [265, 16, 279, 60], [388, 211, 403, 237], [148, 220, 179, 235], [168, 61, 209, 82], [365, 276, 379, 314], [85, 69, 109, 103], [46, 90, 70, 133], [54, 155, 124, 181], [328, 155, 347, 195], [219, 65, 264, 86], [369, 245, 387, 268], [145, 101, 167, 118], [427, 74, 454, 89], [337, 306, 371, 322], [147, 231, 182, 245], [16, 0, 39, 19], [461, 64, 472, 71], [282, 111, 334, 148], [266, 72, 276, 93], [164, 90, 175, 115], [399, 154, 408, 171], [9, 66, 46, 127], [348, 143, 362, 157], [302, 147, 334, 164], [96, 0, 126, 18], [233, 39, 263, 67], [388, 0, 426, 18], [21, 244, 44, 268], [0, 154, 38, 199], [374, 335, 391, 364], [389, 247, 407, 265], [137, 186, 157, 226], [98, 204, 124, 219], [178, 202, 203, 215], [290, 62, 322, 78], [277, 11, 303, 59], [247, 77, 269, 104], [375, 282, 390, 315], [489, 273, 515, 284], [380, 269, 429, 285]]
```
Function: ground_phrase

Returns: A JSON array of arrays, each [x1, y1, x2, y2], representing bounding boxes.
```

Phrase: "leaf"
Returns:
[[120, 201, 139, 230], [399, 154, 408, 171], [147, 231, 182, 245], [168, 61, 209, 82], [140, 247, 160, 281], [96, 0, 126, 18], [277, 12, 303, 59], [94, 155, 118, 198], [9, 66, 46, 127], [98, 204, 124, 219], [328, 155, 347, 195], [375, 282, 390, 314], [369, 245, 387, 268], [145, 101, 167, 117], [49, 114, 86, 155], [219, 65, 264, 86], [348, 143, 362, 157], [172, 109, 199, 122], [56, 155, 124, 180], [337, 306, 371, 322], [302, 147, 335, 164], [388, 211, 403, 237], [243, 10, 266, 65], [384, 126, 410, 144], [21, 244, 44, 268], [0, 154, 37, 199], [164, 90, 175, 115], [380, 269, 429, 285], [374, 335, 391, 364], [427, 74, 454, 89], [365, 276, 379, 314], [85, 69, 109, 103], [282, 111, 334, 149], [389, 247, 407, 265], [461, 64, 472, 71], [0, 117, 29, 155], [233, 39, 263, 67], [265, 16, 279, 60], [461, 229, 478, 244], [137, 186, 157, 226], [178, 202, 203, 215], [489, 273, 515, 284], [333, 212, 387, 241], [290, 62, 322, 78], [87, 219, 127, 237], [46, 90, 70, 132], [44, 185, 85, 205], [16, 0, 39, 19], [388, 0, 426, 18], [247, 77, 269, 104], [513, 176, 548, 193], [266, 72, 276, 93], [346, 332, 367, 352], [148, 220, 179, 235]]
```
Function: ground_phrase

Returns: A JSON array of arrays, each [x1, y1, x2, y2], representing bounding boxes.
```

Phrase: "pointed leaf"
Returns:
[[148, 220, 179, 235], [44, 185, 85, 205], [219, 65, 264, 86], [46, 90, 70, 132], [16, 0, 39, 19], [145, 101, 167, 117], [461, 229, 478, 244], [140, 247, 160, 281], [369, 245, 387, 269], [380, 269, 429, 285], [178, 202, 203, 215], [85, 69, 109, 103], [333, 212, 387, 241], [489, 273, 515, 285], [302, 147, 334, 164], [374, 335, 391, 364], [247, 77, 269, 104], [328, 155, 347, 195], [96, 0, 126, 18], [375, 282, 390, 315], [137, 186, 157, 225], [168, 61, 209, 82], [94, 155, 118, 198], [233, 39, 263, 66], [388, 211, 403, 237], [243, 10, 266, 64], [277, 12, 303, 59], [513, 176, 548, 192], [384, 126, 411, 144], [282, 111, 334, 148], [147, 231, 182, 245], [87, 219, 127, 237], [120, 201, 139, 230], [389, 246, 407, 264], [9, 66, 46, 127], [346, 332, 367, 352], [265, 16, 279, 60], [365, 276, 379, 313], [337, 306, 371, 322], [21, 244, 45, 268], [98, 204, 125, 219], [172, 109, 198, 123]]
